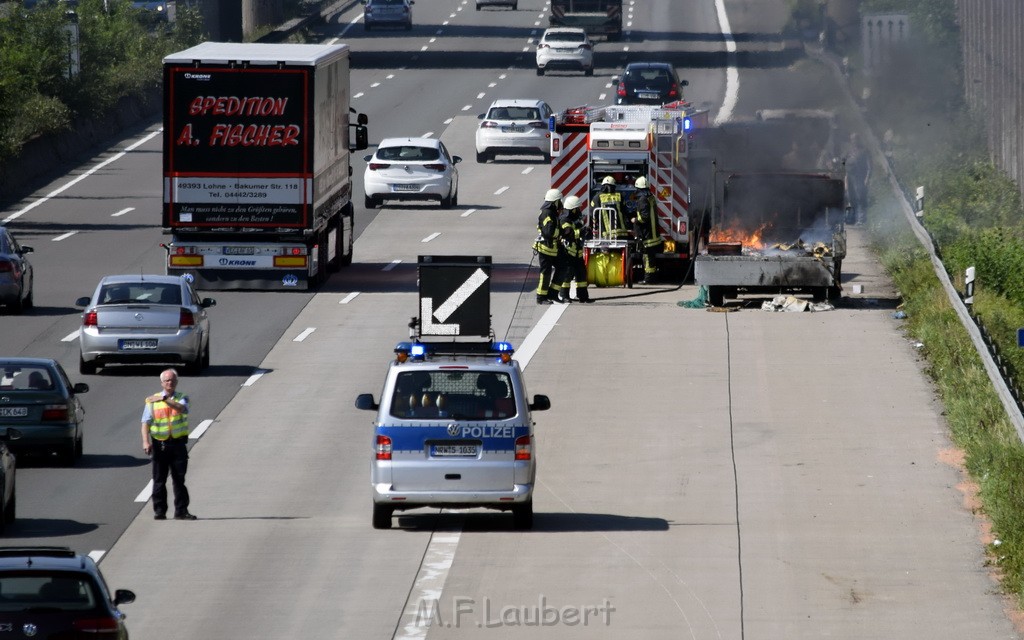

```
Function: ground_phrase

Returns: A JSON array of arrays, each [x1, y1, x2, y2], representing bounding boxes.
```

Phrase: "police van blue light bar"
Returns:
[[394, 340, 515, 362]]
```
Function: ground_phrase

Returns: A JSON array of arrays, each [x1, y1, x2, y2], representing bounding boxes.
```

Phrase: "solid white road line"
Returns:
[[89, 550, 105, 563], [189, 419, 213, 440], [134, 480, 153, 503], [714, 0, 739, 125]]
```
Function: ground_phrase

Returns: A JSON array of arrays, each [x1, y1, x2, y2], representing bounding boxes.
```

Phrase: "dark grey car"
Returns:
[[614, 61, 687, 105], [0, 227, 34, 314], [0, 358, 87, 465]]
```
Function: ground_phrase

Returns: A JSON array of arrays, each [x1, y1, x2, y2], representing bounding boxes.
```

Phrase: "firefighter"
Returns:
[[533, 188, 563, 304], [556, 195, 591, 303], [630, 176, 663, 284], [591, 176, 629, 239]]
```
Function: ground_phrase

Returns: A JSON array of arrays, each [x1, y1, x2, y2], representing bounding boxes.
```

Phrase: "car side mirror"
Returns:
[[611, 76, 619, 83], [477, 113, 485, 120], [363, 154, 373, 162], [201, 298, 216, 308], [114, 589, 136, 606], [73, 383, 90, 394], [529, 394, 550, 411], [681, 79, 689, 86], [452, 156, 462, 164], [75, 296, 91, 307], [351, 124, 369, 152], [355, 393, 378, 411], [19, 246, 33, 254]]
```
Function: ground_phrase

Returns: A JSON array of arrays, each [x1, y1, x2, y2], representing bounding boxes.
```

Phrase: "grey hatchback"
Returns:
[[0, 226, 34, 315], [75, 275, 215, 375], [0, 358, 87, 465]]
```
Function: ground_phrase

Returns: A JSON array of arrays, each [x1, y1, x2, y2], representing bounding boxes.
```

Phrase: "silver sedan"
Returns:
[[75, 274, 215, 375]]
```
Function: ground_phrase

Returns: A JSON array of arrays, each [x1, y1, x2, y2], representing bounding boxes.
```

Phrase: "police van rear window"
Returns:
[[390, 370, 516, 420]]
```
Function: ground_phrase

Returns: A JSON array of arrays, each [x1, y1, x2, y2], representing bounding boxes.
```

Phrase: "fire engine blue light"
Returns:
[[492, 341, 514, 353], [683, 117, 692, 131]]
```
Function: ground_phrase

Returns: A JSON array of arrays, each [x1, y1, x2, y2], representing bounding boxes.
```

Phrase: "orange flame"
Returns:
[[709, 221, 773, 250]]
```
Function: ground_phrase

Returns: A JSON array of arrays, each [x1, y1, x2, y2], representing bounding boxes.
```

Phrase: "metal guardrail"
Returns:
[[811, 47, 1024, 442]]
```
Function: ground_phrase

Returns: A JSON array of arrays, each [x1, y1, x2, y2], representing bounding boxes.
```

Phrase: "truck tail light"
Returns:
[[179, 309, 195, 328], [41, 404, 71, 421], [514, 435, 531, 461], [376, 435, 392, 460], [82, 310, 98, 327]]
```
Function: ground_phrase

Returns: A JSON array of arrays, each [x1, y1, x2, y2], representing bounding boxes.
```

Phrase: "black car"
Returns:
[[0, 226, 34, 314], [0, 547, 135, 639], [0, 358, 88, 465], [614, 62, 687, 105]]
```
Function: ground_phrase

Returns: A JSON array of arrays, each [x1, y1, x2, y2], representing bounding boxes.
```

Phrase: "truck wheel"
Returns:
[[708, 286, 725, 307], [512, 500, 533, 530], [372, 504, 393, 529]]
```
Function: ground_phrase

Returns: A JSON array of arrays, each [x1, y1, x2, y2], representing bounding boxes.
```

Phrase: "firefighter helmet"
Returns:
[[635, 176, 649, 189], [544, 188, 563, 202], [601, 176, 616, 186], [563, 195, 582, 210]]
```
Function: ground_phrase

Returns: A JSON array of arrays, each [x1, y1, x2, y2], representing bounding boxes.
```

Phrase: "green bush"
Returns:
[[0, 0, 203, 164]]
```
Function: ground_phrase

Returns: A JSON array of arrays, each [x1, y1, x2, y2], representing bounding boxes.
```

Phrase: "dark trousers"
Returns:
[[151, 438, 190, 516], [536, 253, 560, 297]]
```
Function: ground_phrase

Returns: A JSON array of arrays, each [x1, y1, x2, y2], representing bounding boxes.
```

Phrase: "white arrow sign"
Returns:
[[420, 267, 490, 336]]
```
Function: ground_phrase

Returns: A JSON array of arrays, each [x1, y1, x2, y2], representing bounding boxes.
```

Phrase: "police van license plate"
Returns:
[[431, 444, 479, 457], [118, 339, 158, 351]]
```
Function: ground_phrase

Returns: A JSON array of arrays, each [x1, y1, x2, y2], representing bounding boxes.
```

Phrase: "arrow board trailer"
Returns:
[[161, 42, 369, 291], [416, 255, 492, 341]]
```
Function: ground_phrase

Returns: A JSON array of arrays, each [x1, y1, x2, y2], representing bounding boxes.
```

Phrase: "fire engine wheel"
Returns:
[[372, 504, 393, 529]]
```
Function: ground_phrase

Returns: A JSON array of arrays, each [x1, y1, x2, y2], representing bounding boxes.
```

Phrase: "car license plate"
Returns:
[[393, 184, 418, 192], [118, 339, 158, 351], [431, 444, 479, 457], [224, 246, 256, 255], [502, 125, 526, 133], [0, 407, 27, 418], [638, 92, 659, 100]]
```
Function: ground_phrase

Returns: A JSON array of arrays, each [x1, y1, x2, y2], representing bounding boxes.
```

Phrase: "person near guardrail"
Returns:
[[556, 195, 591, 303], [533, 189, 563, 304], [629, 176, 662, 284], [141, 369, 196, 521], [845, 133, 871, 225]]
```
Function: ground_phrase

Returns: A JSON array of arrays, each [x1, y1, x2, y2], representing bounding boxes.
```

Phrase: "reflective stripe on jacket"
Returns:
[[533, 204, 561, 257], [635, 194, 662, 248]]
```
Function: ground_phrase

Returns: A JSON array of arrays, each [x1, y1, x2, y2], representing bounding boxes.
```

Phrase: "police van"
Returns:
[[354, 256, 551, 530]]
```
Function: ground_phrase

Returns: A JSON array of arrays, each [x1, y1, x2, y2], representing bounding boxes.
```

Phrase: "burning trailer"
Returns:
[[695, 172, 847, 306], [690, 109, 847, 307]]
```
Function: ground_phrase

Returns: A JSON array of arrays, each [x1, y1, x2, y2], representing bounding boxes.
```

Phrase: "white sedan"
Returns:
[[363, 137, 461, 209], [475, 99, 553, 163], [536, 27, 594, 76]]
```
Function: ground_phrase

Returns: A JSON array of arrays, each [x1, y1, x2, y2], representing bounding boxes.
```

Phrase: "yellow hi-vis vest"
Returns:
[[534, 211, 560, 257], [147, 393, 189, 440], [594, 192, 629, 238]]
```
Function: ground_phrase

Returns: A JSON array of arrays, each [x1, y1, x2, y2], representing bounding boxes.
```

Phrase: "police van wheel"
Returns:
[[512, 500, 533, 530], [372, 504, 393, 530]]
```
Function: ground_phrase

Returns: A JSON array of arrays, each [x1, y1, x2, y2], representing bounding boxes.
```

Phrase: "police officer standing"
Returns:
[[141, 369, 196, 520], [557, 195, 591, 303], [630, 176, 662, 284], [533, 188, 563, 304], [591, 176, 629, 239]]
